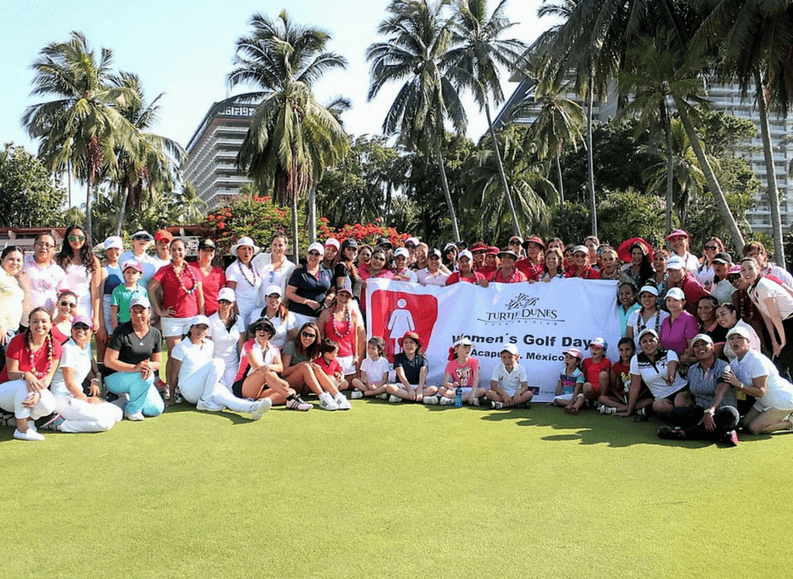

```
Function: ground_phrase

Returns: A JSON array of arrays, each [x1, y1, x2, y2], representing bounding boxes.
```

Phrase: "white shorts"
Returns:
[[554, 393, 573, 403], [337, 354, 356, 376], [445, 386, 474, 396], [161, 316, 194, 338]]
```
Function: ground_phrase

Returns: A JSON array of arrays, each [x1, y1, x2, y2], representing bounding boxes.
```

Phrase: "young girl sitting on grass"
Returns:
[[567, 337, 611, 414], [312, 339, 351, 409], [599, 337, 635, 414], [351, 336, 390, 399], [487, 344, 532, 409], [426, 337, 486, 405], [386, 331, 436, 403], [553, 348, 584, 406]]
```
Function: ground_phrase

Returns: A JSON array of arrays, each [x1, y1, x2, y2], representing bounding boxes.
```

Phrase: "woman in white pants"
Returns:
[[0, 308, 60, 441], [44, 315, 122, 433], [171, 316, 270, 420], [208, 287, 245, 390]]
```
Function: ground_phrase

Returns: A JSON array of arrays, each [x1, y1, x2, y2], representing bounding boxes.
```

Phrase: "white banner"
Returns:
[[366, 278, 621, 402]]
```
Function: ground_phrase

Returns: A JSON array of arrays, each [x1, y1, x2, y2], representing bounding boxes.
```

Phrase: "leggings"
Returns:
[[54, 396, 123, 433], [0, 379, 56, 420], [104, 371, 164, 416]]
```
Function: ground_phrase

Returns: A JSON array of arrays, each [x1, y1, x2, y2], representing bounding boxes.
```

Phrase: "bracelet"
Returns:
[[704, 408, 715, 416], [737, 383, 744, 391]]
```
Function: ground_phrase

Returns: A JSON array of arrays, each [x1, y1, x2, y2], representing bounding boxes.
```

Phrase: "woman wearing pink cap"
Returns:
[[665, 229, 700, 272], [51, 290, 78, 345]]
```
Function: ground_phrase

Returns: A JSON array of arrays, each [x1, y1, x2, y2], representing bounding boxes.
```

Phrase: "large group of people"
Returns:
[[2, 225, 793, 447]]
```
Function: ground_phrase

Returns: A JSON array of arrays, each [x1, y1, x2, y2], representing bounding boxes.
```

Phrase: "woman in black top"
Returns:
[[285, 242, 335, 327]]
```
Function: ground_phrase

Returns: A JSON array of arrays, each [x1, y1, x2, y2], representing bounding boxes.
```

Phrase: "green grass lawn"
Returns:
[[3, 399, 791, 578]]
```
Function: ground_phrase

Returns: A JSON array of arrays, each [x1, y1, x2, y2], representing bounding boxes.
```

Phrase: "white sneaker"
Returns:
[[472, 397, 480, 407], [440, 397, 455, 406], [490, 401, 503, 410], [375, 393, 388, 400], [335, 393, 351, 410], [125, 410, 145, 421], [197, 399, 224, 412], [600, 406, 616, 415], [14, 428, 45, 441], [388, 395, 402, 404], [423, 395, 439, 405], [319, 392, 339, 411], [250, 398, 272, 420], [351, 391, 364, 399]]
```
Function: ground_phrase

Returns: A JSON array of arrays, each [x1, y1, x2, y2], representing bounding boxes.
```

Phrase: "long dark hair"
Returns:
[[629, 242, 654, 284], [24, 307, 53, 345], [340, 238, 360, 281], [56, 225, 96, 274], [294, 322, 322, 359]]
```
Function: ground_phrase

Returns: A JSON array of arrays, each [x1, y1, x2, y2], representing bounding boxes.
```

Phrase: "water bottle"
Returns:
[[455, 386, 463, 407], [724, 364, 746, 400]]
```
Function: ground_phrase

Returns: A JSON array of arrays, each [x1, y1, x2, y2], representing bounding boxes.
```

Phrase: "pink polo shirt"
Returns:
[[660, 310, 699, 355]]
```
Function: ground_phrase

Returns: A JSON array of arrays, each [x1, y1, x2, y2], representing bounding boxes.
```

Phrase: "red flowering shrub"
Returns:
[[203, 195, 295, 253], [319, 219, 410, 247]]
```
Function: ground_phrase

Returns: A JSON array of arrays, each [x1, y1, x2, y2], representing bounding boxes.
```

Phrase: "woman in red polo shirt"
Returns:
[[189, 238, 225, 316], [446, 250, 486, 285], [148, 238, 204, 393]]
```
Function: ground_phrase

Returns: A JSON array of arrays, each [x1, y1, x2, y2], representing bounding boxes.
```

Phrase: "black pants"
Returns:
[[670, 405, 740, 441], [773, 317, 793, 382]]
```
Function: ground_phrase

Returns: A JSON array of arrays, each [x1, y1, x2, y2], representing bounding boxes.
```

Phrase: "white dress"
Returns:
[[64, 263, 93, 320], [226, 260, 262, 327]]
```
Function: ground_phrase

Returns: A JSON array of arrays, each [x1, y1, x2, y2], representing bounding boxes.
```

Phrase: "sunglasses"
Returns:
[[301, 331, 317, 338], [218, 299, 232, 304], [132, 235, 149, 241], [72, 323, 90, 331], [704, 245, 718, 250], [60, 301, 77, 308], [254, 326, 270, 332], [68, 235, 86, 242], [509, 241, 521, 245], [308, 251, 321, 257], [405, 244, 415, 249]]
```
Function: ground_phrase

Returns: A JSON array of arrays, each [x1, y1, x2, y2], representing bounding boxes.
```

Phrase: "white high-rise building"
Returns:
[[182, 97, 256, 208], [495, 78, 793, 235]]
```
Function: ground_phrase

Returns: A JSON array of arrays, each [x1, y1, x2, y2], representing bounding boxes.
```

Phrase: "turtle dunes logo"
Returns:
[[478, 292, 562, 325], [369, 289, 439, 362]]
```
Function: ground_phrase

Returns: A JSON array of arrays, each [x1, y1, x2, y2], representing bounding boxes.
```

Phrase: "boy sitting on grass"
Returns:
[[487, 344, 532, 409]]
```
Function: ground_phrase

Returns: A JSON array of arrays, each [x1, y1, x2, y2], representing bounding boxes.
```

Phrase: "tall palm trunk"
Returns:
[[437, 150, 461, 242], [307, 186, 317, 244], [555, 153, 565, 204], [674, 97, 744, 248], [86, 173, 93, 243], [485, 102, 520, 235], [116, 182, 130, 236], [587, 83, 597, 236], [291, 194, 300, 262], [664, 105, 674, 233], [755, 71, 785, 264]]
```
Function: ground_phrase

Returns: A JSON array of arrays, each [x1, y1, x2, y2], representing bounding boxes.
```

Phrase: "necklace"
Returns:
[[174, 263, 197, 295], [331, 306, 352, 339], [237, 261, 258, 287], [27, 334, 53, 379], [499, 268, 519, 283]]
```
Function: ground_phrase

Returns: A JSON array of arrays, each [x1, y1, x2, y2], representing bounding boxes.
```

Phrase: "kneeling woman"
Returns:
[[658, 333, 740, 444], [233, 318, 311, 411], [620, 328, 688, 419], [46, 316, 123, 433], [171, 316, 270, 420], [723, 326, 793, 434], [0, 307, 60, 440], [104, 296, 164, 421]]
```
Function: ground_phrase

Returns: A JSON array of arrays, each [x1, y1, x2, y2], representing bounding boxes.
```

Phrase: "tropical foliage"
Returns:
[[0, 144, 67, 227]]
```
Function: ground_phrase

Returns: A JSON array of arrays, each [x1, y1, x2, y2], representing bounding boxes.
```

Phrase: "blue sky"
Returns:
[[1, 0, 548, 156]]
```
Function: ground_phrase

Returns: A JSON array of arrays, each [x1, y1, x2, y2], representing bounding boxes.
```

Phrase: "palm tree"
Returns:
[[108, 71, 186, 235], [444, 0, 527, 235], [367, 0, 468, 241], [530, 75, 585, 204], [228, 11, 349, 254], [693, 0, 793, 261], [174, 181, 207, 224], [22, 31, 140, 242]]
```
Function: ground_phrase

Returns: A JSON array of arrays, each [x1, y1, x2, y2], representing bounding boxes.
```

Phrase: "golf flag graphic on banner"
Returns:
[[366, 278, 621, 402]]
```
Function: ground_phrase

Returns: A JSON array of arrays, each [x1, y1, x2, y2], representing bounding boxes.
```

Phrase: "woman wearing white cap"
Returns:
[[170, 315, 270, 420], [285, 242, 336, 327], [724, 326, 793, 434], [208, 287, 246, 390], [657, 333, 739, 444], [741, 256, 793, 380], [104, 295, 164, 421], [119, 230, 157, 286], [98, 236, 124, 364], [318, 279, 359, 383], [626, 286, 670, 348], [42, 316, 123, 433], [442, 242, 459, 272], [259, 285, 297, 350], [620, 328, 687, 419], [225, 236, 262, 328], [392, 247, 418, 283], [565, 246, 601, 279], [445, 250, 486, 285]]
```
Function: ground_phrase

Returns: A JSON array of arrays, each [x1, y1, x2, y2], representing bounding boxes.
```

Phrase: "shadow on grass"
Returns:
[[477, 403, 773, 449]]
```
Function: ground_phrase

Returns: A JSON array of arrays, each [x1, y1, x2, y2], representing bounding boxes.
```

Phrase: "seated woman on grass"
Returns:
[[171, 316, 271, 420], [619, 328, 687, 420], [723, 326, 793, 435], [386, 331, 435, 403], [656, 333, 739, 445], [280, 322, 344, 411]]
